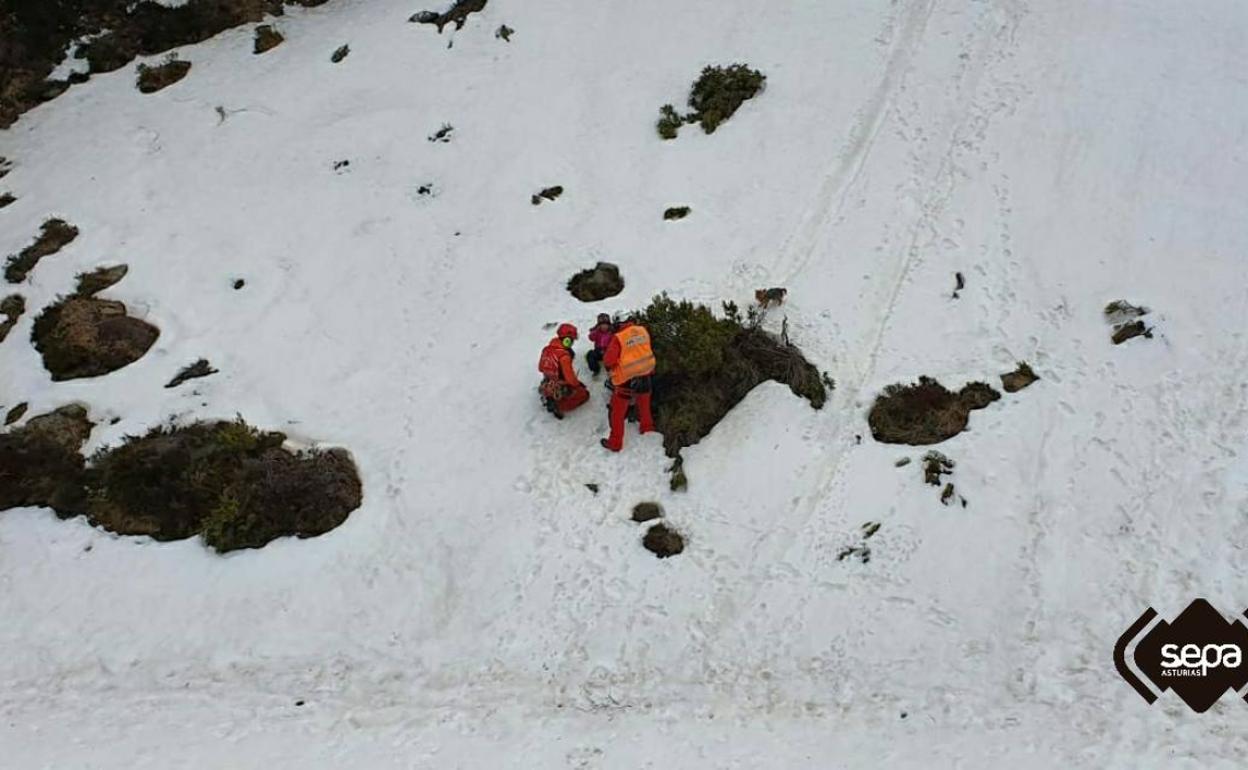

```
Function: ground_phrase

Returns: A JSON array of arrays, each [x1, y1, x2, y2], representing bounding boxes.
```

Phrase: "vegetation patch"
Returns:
[[1, 0, 334, 126], [31, 296, 159, 381], [635, 294, 827, 456], [531, 185, 563, 205], [1105, 300, 1154, 345], [0, 404, 92, 515], [868, 376, 1000, 445], [631, 502, 663, 523], [5, 402, 28, 425], [642, 522, 684, 558], [837, 521, 881, 564], [922, 450, 954, 485], [411, 0, 488, 33], [0, 413, 363, 553], [428, 123, 454, 143], [136, 56, 191, 93], [166, 358, 217, 388], [567, 262, 623, 302], [668, 455, 687, 491], [75, 264, 129, 297], [999, 361, 1038, 393], [663, 206, 690, 221], [0, 294, 24, 343], [656, 64, 766, 139], [85, 419, 361, 551], [5, 218, 79, 283], [254, 24, 284, 54]]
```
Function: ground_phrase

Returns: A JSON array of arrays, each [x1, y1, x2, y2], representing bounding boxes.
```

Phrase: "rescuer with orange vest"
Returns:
[[600, 316, 656, 452], [538, 323, 590, 419]]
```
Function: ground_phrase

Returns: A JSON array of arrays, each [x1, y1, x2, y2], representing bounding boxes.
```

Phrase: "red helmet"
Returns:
[[557, 323, 578, 341]]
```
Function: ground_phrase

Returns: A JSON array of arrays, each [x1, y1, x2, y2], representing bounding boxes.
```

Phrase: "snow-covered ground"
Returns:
[[3, 0, 1248, 766]]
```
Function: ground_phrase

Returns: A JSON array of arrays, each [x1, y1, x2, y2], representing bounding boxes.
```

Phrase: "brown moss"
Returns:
[[643, 523, 684, 558], [868, 376, 1000, 445], [136, 58, 191, 93], [0, 405, 92, 515], [0, 293, 24, 342], [84, 419, 362, 552], [1000, 361, 1039, 393], [254, 24, 284, 54], [74, 264, 129, 296], [567, 262, 624, 302], [31, 296, 159, 381], [4, 218, 79, 283]]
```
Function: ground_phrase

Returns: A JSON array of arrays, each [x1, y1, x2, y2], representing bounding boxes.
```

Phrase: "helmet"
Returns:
[[557, 323, 578, 346]]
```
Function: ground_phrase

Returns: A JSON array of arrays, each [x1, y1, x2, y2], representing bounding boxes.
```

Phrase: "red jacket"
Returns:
[[539, 338, 583, 388]]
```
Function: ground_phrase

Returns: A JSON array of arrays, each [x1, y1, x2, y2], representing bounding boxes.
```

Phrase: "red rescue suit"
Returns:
[[539, 337, 589, 414], [601, 322, 656, 451]]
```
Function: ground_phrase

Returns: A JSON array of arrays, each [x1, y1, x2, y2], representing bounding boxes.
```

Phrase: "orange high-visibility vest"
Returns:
[[610, 325, 656, 386]]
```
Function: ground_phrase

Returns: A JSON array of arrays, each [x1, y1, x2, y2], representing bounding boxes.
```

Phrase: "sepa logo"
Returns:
[[1115, 598, 1248, 712]]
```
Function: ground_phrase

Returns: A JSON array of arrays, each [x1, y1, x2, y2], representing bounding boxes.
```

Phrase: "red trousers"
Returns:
[[604, 387, 654, 451], [556, 384, 590, 413]]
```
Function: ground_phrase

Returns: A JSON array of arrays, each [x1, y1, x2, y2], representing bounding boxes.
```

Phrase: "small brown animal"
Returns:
[[755, 287, 788, 308]]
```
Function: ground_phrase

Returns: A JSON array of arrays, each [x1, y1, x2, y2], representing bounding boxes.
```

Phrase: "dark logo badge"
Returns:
[[1115, 599, 1248, 712]]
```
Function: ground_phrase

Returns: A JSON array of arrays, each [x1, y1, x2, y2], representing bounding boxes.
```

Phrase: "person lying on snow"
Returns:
[[601, 315, 656, 452], [538, 323, 590, 419], [586, 313, 613, 376]]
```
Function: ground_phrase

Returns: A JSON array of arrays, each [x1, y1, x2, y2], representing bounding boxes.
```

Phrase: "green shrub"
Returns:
[[688, 64, 766, 134], [84, 418, 361, 551], [656, 64, 766, 139], [633, 293, 825, 455], [656, 104, 683, 139]]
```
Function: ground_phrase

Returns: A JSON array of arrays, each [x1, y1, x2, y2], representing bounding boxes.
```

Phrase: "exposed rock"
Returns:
[[0, 193, 15, 208], [331, 44, 350, 63], [495, 24, 513, 41], [663, 206, 691, 221]]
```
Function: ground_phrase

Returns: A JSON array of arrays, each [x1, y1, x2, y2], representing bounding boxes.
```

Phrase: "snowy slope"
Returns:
[[3, 0, 1248, 766]]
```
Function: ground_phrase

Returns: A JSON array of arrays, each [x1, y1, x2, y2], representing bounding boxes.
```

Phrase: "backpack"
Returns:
[[538, 343, 563, 379]]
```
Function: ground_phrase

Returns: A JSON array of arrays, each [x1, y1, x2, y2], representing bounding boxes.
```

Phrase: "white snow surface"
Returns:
[[3, 0, 1248, 766]]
